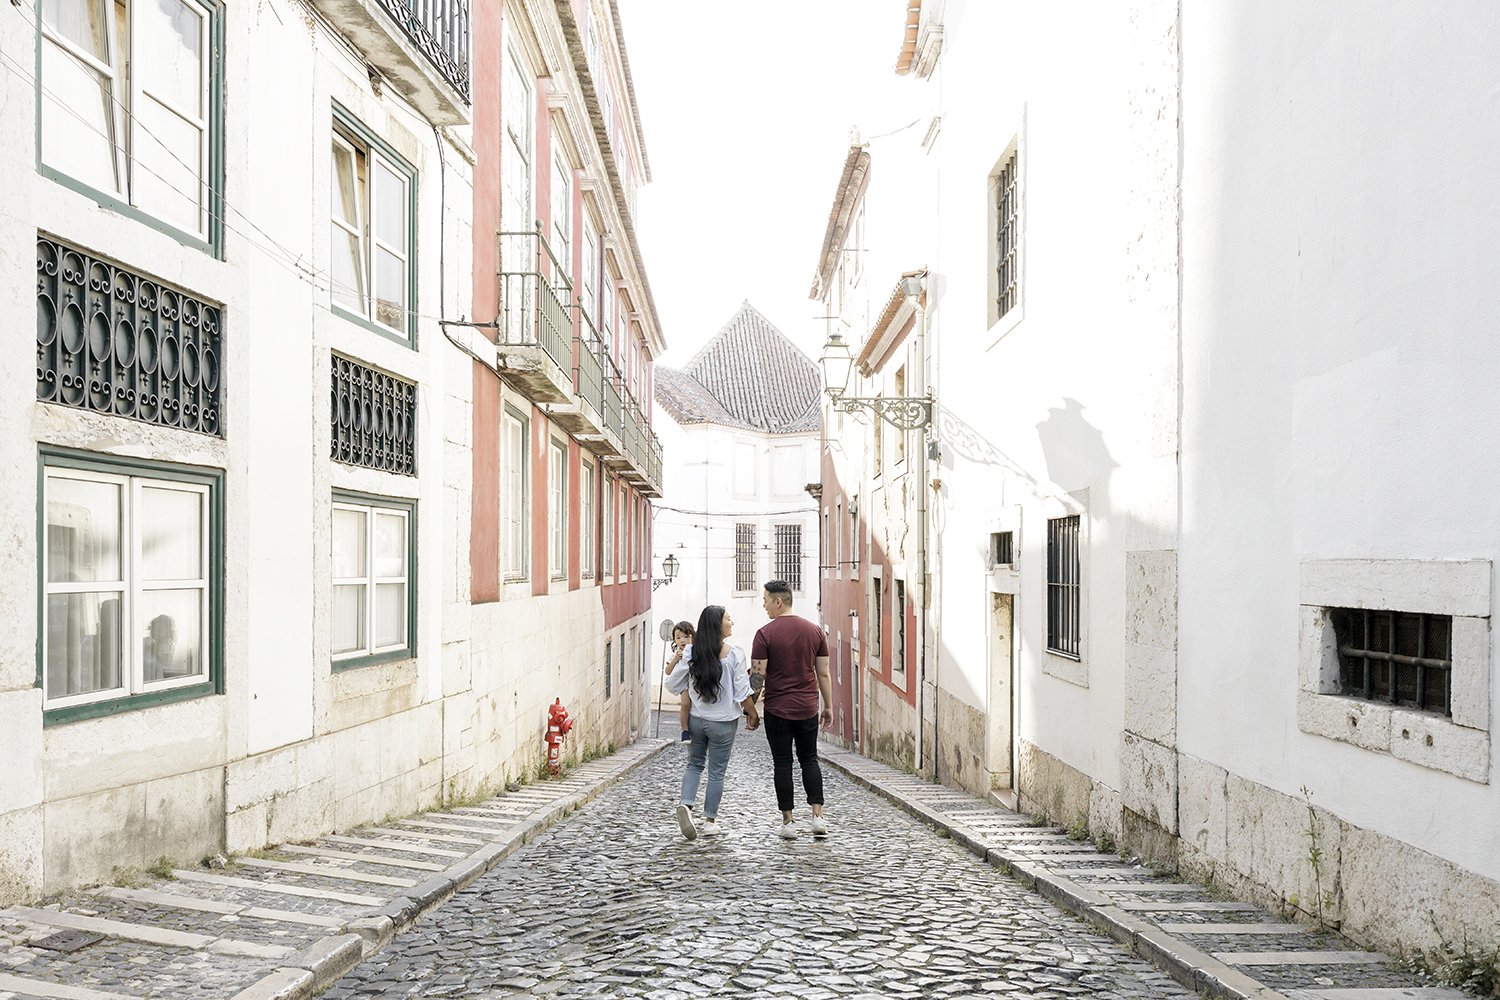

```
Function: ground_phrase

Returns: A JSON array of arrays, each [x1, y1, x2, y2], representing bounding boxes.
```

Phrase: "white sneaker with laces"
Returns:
[[676, 803, 697, 841], [701, 820, 721, 836], [810, 815, 829, 839], [778, 820, 800, 840]]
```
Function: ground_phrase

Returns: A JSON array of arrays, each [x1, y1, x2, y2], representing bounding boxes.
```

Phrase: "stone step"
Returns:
[[1159, 922, 1307, 934], [280, 845, 446, 872], [0, 972, 139, 1000], [170, 869, 383, 907], [1217, 951, 1390, 966], [324, 834, 466, 858]]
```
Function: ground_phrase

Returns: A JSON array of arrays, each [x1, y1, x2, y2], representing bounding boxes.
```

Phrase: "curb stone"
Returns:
[[817, 744, 1448, 1000]]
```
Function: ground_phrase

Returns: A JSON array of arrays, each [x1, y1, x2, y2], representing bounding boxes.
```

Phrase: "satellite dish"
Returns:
[[658, 619, 676, 641]]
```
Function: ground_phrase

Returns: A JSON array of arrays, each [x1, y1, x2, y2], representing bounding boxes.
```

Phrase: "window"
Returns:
[[894, 368, 907, 465], [331, 355, 417, 476], [501, 48, 534, 338], [834, 501, 842, 578], [637, 499, 647, 577], [772, 444, 802, 497], [39, 0, 221, 244], [604, 638, 611, 698], [775, 523, 802, 592], [1047, 515, 1081, 658], [502, 408, 528, 580], [332, 495, 414, 667], [735, 523, 757, 593], [41, 452, 221, 721], [871, 576, 883, 659], [581, 459, 595, 578], [580, 222, 599, 330], [994, 150, 1020, 321], [850, 504, 860, 574], [990, 531, 1015, 567], [551, 154, 571, 286], [1332, 609, 1453, 716], [548, 439, 566, 579], [732, 440, 756, 498], [821, 508, 829, 573], [603, 476, 614, 578], [894, 580, 906, 675], [331, 112, 416, 339], [601, 276, 616, 351], [617, 631, 625, 684]]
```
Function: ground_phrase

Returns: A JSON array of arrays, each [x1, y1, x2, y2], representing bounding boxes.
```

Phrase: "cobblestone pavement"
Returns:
[[318, 723, 1198, 1000]]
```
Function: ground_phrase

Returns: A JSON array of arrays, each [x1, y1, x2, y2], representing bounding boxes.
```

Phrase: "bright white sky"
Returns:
[[616, 0, 914, 368]]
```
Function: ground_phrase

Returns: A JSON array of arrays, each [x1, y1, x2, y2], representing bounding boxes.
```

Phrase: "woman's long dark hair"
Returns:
[[688, 606, 726, 702]]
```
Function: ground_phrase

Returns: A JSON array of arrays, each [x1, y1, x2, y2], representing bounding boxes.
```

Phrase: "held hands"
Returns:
[[745, 709, 761, 731]]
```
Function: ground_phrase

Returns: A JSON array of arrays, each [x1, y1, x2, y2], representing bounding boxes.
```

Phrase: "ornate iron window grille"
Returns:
[[36, 237, 224, 436], [996, 152, 1019, 318], [1332, 608, 1453, 716], [331, 354, 417, 476], [374, 0, 471, 101]]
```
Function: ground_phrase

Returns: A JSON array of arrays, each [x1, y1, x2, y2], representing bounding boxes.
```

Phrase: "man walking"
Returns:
[[751, 580, 833, 839]]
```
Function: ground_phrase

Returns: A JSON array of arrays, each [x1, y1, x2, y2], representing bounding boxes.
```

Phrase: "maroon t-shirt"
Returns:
[[751, 614, 829, 720]]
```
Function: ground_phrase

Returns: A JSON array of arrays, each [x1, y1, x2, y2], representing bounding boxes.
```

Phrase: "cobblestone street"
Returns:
[[318, 726, 1195, 999]]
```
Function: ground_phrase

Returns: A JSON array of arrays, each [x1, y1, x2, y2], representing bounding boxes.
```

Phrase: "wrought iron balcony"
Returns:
[[543, 321, 608, 442], [602, 351, 626, 447], [497, 227, 573, 405], [645, 430, 663, 497], [310, 0, 470, 123]]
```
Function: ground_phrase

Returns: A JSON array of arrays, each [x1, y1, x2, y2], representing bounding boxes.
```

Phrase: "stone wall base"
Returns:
[[863, 674, 916, 775], [935, 689, 990, 797], [1021, 739, 1500, 962]]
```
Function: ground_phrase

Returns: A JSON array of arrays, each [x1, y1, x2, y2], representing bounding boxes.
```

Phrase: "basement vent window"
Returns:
[[990, 531, 1014, 567], [1331, 608, 1453, 717]]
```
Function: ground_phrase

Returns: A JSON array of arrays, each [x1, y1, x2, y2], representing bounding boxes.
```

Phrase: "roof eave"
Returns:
[[808, 146, 872, 300]]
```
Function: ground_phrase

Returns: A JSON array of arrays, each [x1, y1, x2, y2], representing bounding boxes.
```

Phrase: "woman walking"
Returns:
[[664, 606, 759, 840]]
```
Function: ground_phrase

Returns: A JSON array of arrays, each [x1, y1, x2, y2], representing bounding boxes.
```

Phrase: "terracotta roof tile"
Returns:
[[655, 302, 823, 434]]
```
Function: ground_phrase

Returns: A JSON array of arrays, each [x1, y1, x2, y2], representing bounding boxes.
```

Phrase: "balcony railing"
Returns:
[[575, 325, 604, 419], [602, 351, 625, 441], [499, 226, 572, 376], [374, 0, 470, 101], [647, 430, 663, 491]]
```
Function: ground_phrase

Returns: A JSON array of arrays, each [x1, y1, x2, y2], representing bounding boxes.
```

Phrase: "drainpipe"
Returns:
[[910, 273, 931, 779]]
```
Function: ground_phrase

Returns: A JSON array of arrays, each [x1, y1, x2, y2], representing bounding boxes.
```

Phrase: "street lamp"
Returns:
[[653, 553, 678, 591], [819, 331, 933, 431]]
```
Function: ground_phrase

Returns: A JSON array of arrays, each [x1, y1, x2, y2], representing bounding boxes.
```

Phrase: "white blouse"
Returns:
[[664, 643, 752, 722]]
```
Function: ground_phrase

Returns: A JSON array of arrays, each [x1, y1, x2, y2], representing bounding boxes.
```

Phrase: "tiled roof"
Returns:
[[654, 302, 823, 434]]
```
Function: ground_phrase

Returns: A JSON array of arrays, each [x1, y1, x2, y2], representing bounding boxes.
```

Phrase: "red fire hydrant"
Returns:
[[545, 699, 573, 775]]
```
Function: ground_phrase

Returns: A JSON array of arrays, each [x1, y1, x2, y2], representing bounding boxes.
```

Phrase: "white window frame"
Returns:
[[603, 475, 614, 579], [551, 152, 572, 286], [581, 222, 599, 332], [42, 466, 211, 710], [581, 458, 595, 578], [986, 130, 1026, 347], [502, 407, 529, 581], [39, 0, 213, 239], [549, 437, 567, 580], [893, 579, 907, 676], [331, 499, 412, 664]]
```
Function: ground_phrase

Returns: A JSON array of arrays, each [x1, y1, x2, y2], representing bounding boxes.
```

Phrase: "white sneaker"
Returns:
[[701, 820, 721, 836], [676, 803, 697, 841], [810, 815, 829, 839], [778, 820, 800, 840]]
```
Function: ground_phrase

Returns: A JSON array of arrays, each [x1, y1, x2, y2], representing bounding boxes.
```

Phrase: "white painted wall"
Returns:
[[1178, 0, 1500, 882], [650, 405, 821, 702]]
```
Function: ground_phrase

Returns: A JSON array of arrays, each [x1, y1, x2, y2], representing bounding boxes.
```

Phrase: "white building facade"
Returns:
[[0, 0, 665, 904], [650, 303, 821, 703], [814, 0, 1500, 964]]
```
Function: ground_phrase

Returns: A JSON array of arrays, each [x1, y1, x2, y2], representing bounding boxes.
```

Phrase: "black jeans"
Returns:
[[763, 710, 824, 812]]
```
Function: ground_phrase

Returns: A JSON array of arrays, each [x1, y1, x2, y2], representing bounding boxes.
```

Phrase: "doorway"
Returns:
[[987, 592, 1015, 795]]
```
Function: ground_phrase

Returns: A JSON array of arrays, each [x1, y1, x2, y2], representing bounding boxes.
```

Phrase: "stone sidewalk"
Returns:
[[816, 742, 1468, 1000], [0, 739, 670, 1000]]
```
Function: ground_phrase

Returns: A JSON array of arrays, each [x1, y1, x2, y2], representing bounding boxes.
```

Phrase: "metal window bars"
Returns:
[[331, 354, 417, 476], [775, 523, 802, 592], [735, 523, 757, 593], [996, 153, 1019, 318], [1332, 608, 1453, 716], [574, 311, 604, 418], [1046, 515, 1080, 658]]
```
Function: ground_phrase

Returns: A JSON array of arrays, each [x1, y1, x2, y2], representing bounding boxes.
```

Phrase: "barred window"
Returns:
[[1332, 609, 1453, 716], [1046, 515, 1080, 658], [894, 580, 906, 675], [995, 151, 1020, 319], [990, 531, 1014, 567], [332, 355, 417, 476], [871, 576, 883, 659], [735, 523, 757, 593], [775, 523, 803, 592], [604, 638, 611, 698]]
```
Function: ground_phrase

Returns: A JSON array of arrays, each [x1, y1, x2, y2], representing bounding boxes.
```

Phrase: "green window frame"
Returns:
[[37, 447, 224, 726], [331, 490, 417, 671], [330, 103, 419, 346], [35, 0, 226, 256]]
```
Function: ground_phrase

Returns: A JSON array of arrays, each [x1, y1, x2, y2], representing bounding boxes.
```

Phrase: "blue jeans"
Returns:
[[681, 716, 739, 819]]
